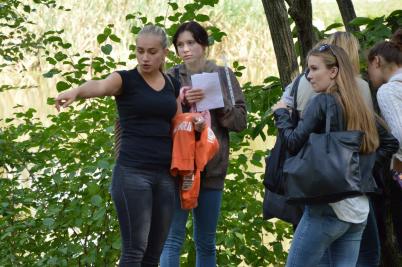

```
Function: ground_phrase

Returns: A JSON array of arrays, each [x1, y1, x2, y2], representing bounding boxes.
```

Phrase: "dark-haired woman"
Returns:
[[367, 28, 402, 252], [160, 21, 247, 267]]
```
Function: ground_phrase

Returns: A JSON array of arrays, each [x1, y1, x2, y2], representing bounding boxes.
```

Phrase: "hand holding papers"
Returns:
[[191, 72, 224, 112]]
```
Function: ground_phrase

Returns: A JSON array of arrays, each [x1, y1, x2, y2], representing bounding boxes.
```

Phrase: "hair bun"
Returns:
[[391, 28, 402, 50]]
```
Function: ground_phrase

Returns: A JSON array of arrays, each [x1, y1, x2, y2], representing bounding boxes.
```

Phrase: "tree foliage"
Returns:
[[0, 1, 288, 266], [1, 1, 402, 266]]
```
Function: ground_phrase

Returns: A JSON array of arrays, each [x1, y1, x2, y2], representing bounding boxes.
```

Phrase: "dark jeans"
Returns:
[[356, 199, 381, 267], [111, 164, 176, 267], [390, 178, 402, 252]]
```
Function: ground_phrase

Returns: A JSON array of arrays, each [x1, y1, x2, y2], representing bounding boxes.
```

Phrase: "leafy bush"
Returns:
[[2, 1, 400, 266], [0, 1, 291, 266]]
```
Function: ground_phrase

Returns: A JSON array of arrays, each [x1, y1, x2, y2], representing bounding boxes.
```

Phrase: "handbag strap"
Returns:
[[164, 73, 176, 93], [290, 73, 303, 111], [324, 95, 335, 153], [325, 95, 331, 133]]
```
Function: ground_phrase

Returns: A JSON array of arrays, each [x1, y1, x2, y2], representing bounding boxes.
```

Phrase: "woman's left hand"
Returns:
[[185, 89, 205, 104], [193, 116, 206, 132], [272, 100, 287, 112]]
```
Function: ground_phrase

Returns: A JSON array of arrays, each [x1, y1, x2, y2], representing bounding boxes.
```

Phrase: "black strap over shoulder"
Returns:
[[290, 73, 304, 111], [164, 73, 176, 93]]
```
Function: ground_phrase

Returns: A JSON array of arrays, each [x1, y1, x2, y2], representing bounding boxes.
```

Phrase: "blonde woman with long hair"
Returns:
[[282, 31, 373, 117], [272, 44, 392, 266]]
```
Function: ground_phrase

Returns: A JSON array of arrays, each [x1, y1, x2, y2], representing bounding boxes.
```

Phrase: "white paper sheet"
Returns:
[[191, 72, 224, 112]]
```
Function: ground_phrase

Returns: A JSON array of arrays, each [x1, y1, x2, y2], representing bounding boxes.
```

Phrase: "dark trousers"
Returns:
[[111, 164, 176, 267], [357, 199, 381, 267], [390, 178, 402, 252]]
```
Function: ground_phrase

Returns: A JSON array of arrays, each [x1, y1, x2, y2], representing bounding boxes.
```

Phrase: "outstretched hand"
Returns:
[[55, 89, 78, 111]]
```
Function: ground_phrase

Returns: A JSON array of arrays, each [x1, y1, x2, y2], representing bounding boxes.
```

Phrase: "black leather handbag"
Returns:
[[283, 96, 365, 204], [262, 74, 304, 224]]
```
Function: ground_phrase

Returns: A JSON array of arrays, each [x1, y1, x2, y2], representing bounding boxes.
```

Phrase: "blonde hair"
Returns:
[[308, 45, 379, 153], [137, 24, 169, 49], [326, 31, 360, 75], [136, 25, 168, 71]]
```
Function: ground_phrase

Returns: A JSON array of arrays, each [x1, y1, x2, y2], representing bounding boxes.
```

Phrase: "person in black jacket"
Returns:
[[272, 44, 390, 267]]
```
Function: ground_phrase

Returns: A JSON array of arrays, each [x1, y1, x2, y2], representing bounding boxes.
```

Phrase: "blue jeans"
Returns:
[[356, 199, 381, 267], [286, 204, 367, 267], [111, 164, 176, 267], [160, 187, 223, 267]]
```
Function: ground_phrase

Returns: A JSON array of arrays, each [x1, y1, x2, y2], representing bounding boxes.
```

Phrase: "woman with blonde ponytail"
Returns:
[[271, 44, 393, 266], [55, 24, 205, 267]]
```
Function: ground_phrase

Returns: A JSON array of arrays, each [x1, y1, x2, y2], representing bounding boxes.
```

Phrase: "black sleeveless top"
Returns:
[[115, 68, 180, 169]]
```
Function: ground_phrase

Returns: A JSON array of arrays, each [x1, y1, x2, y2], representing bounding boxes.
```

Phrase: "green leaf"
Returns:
[[325, 22, 344, 32], [349, 17, 373, 27], [43, 68, 61, 78], [154, 16, 164, 23], [47, 97, 56, 105], [97, 34, 107, 44], [195, 14, 209, 22], [131, 26, 141, 34], [93, 207, 106, 221], [168, 2, 179, 10], [87, 182, 99, 195], [103, 27, 112, 37], [56, 81, 71, 92], [263, 76, 280, 84], [101, 44, 113, 55], [91, 195, 103, 207], [46, 57, 57, 65], [126, 14, 135, 20], [23, 5, 31, 13], [109, 34, 121, 43], [97, 159, 109, 169], [55, 52, 68, 61], [43, 218, 55, 228], [112, 238, 121, 249]]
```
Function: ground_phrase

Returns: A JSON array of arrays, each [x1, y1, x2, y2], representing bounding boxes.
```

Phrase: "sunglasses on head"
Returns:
[[318, 44, 336, 56], [317, 44, 339, 66]]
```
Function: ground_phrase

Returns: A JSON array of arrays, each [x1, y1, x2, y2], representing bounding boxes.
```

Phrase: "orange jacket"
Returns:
[[171, 113, 219, 209]]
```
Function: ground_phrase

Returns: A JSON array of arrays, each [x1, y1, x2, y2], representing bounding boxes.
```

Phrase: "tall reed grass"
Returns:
[[0, 0, 400, 122]]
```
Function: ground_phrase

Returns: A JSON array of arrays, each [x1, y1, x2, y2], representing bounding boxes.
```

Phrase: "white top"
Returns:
[[329, 195, 369, 223], [377, 71, 402, 162]]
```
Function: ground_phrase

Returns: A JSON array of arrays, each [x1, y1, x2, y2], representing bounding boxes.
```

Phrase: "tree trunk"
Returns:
[[261, 0, 299, 87], [336, 0, 359, 32], [286, 0, 315, 69]]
